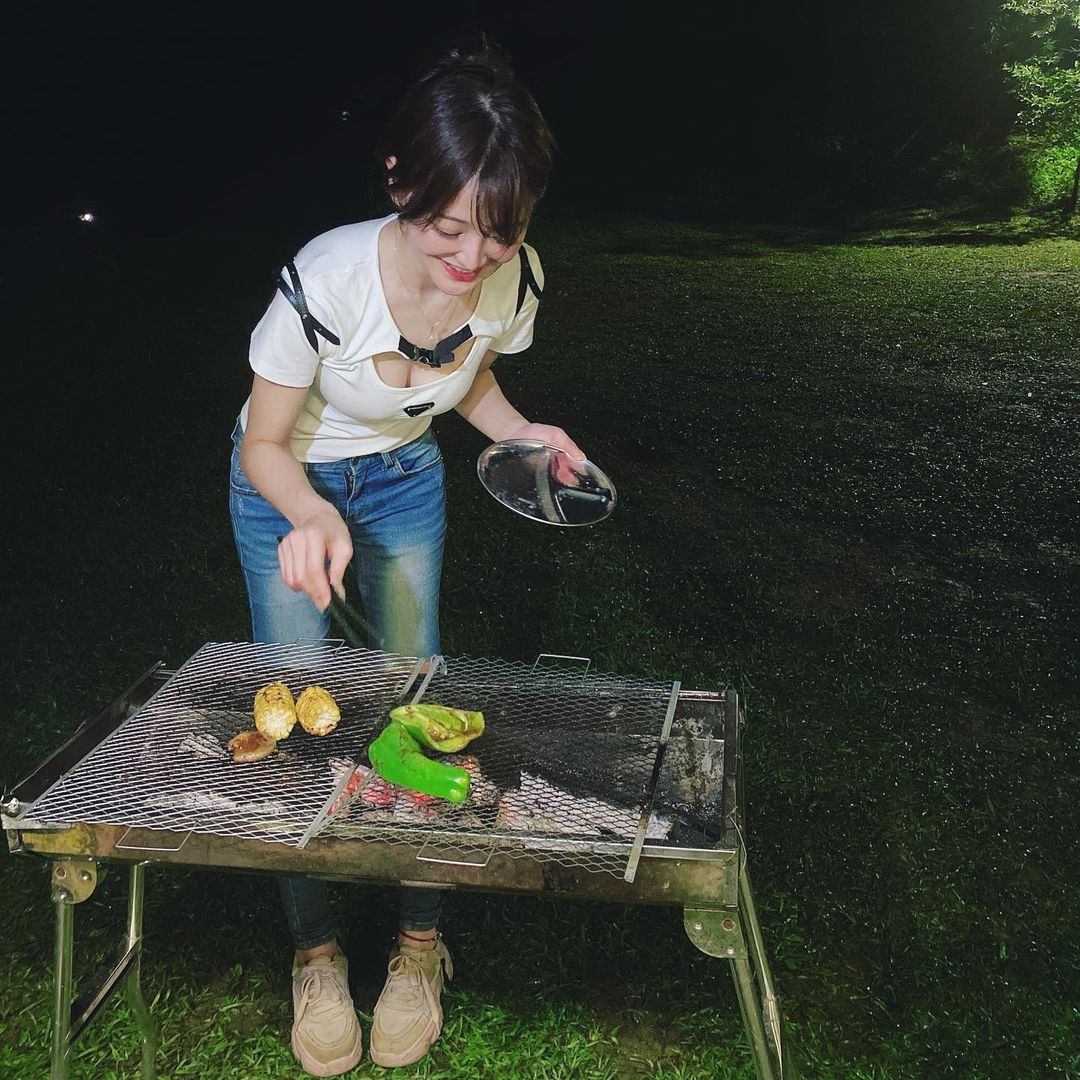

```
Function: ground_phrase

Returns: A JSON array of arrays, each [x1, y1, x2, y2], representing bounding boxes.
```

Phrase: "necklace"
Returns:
[[394, 225, 470, 346]]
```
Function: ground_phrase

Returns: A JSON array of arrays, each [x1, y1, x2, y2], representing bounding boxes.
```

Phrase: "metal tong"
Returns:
[[327, 591, 374, 649]]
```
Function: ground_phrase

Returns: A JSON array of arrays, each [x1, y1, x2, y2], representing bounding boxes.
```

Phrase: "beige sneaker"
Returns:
[[369, 938, 454, 1068], [290, 953, 363, 1077]]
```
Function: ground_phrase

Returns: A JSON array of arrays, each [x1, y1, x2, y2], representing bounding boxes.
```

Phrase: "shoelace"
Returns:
[[295, 963, 348, 1026], [384, 952, 440, 1018]]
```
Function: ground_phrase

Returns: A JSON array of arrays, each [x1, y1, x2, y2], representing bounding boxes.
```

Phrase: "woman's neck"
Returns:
[[393, 220, 446, 302]]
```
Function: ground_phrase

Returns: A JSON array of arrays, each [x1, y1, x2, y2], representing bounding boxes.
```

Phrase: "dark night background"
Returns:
[[11, 3, 1014, 235], [4, 4, 1078, 1079]]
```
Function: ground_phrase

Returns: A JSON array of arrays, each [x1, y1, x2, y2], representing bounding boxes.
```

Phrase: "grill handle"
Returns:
[[530, 654, 591, 679], [415, 843, 493, 868]]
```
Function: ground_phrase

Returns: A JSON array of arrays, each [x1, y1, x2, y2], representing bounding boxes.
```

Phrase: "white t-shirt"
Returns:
[[238, 214, 543, 462]]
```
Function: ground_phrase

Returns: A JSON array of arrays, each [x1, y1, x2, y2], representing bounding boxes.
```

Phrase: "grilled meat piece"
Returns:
[[296, 685, 340, 736], [254, 682, 296, 740], [228, 730, 277, 763]]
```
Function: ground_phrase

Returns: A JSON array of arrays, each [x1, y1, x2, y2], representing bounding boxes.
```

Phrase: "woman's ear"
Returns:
[[385, 155, 407, 206]]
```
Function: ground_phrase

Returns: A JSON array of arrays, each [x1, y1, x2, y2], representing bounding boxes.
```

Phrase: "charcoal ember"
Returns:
[[493, 771, 673, 839], [179, 732, 229, 760], [472, 742, 523, 793], [665, 815, 725, 845], [650, 734, 726, 839], [360, 774, 396, 807], [393, 790, 440, 822], [457, 802, 498, 829], [327, 759, 364, 817], [474, 728, 653, 811], [495, 779, 563, 833], [147, 791, 238, 813]]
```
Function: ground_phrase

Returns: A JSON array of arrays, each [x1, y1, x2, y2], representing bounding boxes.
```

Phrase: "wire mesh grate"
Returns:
[[24, 642, 419, 845], [317, 654, 681, 876], [23, 646, 691, 877]]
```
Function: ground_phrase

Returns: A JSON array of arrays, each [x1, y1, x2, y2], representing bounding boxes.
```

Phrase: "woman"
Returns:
[[229, 43, 580, 1075]]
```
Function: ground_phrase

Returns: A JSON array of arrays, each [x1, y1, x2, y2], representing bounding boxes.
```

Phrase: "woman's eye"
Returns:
[[435, 229, 461, 239]]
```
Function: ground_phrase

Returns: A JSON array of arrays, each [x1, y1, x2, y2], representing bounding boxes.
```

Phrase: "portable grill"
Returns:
[[4, 643, 793, 1079]]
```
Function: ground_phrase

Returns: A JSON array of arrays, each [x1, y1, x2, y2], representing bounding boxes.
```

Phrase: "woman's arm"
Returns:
[[456, 352, 584, 458], [240, 374, 352, 610]]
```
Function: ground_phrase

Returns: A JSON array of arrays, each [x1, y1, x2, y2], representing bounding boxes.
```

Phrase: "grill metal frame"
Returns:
[[16, 645, 693, 882], [5, 658, 740, 898], [4, 653, 792, 1080]]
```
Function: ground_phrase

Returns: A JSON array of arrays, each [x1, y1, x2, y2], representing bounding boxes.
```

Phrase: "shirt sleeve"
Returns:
[[248, 267, 339, 388], [489, 246, 545, 355]]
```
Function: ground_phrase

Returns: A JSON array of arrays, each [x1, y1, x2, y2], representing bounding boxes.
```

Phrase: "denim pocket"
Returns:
[[229, 446, 262, 498], [385, 430, 443, 479]]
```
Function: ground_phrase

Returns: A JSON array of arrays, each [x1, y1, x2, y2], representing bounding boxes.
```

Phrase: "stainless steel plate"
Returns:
[[477, 439, 616, 526]]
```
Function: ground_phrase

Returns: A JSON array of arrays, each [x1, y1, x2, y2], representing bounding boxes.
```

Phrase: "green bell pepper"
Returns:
[[389, 703, 485, 754], [367, 720, 471, 803]]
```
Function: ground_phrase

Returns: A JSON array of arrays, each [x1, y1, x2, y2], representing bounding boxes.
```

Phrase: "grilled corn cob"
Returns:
[[296, 685, 341, 736], [253, 682, 296, 740]]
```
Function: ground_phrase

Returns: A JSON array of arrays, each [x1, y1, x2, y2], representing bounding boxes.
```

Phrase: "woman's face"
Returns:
[[400, 180, 527, 297]]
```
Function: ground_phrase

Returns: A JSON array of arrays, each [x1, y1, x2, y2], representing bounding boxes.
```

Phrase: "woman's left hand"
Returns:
[[507, 422, 586, 484], [508, 422, 584, 459]]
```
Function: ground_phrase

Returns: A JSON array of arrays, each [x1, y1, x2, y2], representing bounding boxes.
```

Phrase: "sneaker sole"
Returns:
[[291, 1028, 363, 1077], [369, 1016, 440, 1069]]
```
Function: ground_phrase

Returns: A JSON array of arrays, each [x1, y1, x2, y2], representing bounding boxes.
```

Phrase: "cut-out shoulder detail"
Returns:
[[242, 215, 544, 461]]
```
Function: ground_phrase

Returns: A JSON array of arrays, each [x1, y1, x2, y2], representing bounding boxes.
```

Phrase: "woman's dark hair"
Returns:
[[378, 41, 554, 244]]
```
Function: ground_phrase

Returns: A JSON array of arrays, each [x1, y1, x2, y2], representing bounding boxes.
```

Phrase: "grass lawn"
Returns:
[[2, 206, 1077, 1078]]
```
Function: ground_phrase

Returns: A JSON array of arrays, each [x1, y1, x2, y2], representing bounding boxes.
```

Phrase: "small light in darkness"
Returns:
[[340, 110, 351, 121], [78, 212, 96, 223]]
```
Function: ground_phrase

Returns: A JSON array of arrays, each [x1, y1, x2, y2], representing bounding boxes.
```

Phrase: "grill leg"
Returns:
[[46, 860, 158, 1077], [685, 872, 793, 1079], [740, 868, 786, 1073], [50, 886, 75, 1080], [731, 948, 778, 1080], [123, 864, 159, 1079]]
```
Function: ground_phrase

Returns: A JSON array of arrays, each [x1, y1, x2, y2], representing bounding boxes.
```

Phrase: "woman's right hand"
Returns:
[[277, 506, 353, 611]]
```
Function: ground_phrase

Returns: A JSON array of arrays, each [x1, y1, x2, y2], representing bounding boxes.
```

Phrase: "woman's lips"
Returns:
[[441, 260, 481, 283]]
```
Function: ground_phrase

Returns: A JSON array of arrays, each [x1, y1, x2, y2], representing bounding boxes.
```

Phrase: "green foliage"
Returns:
[[1006, 58, 1080, 141], [996, 0, 1080, 209], [926, 140, 1031, 206], [1022, 135, 1080, 205], [936, 133, 1080, 210]]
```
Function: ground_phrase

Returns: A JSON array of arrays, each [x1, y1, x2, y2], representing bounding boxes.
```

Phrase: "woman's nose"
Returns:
[[457, 234, 487, 270]]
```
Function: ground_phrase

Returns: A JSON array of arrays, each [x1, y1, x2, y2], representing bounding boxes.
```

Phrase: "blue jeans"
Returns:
[[229, 420, 445, 948]]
